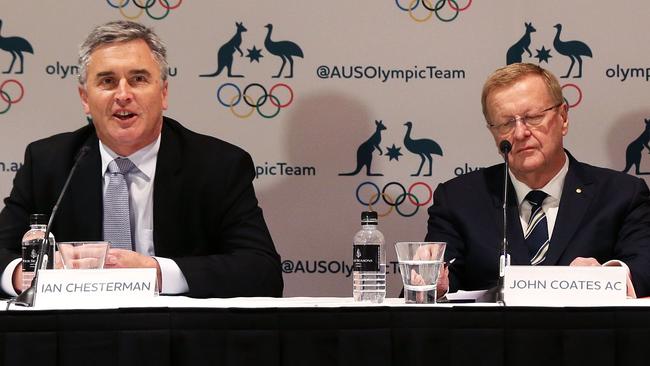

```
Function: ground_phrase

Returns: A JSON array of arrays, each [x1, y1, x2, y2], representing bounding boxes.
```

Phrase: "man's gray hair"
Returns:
[[78, 20, 168, 85]]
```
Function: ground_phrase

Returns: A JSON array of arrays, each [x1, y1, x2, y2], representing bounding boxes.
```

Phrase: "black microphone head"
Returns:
[[499, 140, 512, 154], [75, 145, 91, 161]]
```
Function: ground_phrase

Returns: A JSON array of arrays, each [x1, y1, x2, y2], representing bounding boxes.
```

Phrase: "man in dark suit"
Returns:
[[426, 63, 650, 297], [0, 20, 282, 298]]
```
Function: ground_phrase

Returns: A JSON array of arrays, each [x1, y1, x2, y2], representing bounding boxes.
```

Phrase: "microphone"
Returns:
[[495, 140, 512, 303], [499, 140, 512, 154], [14, 145, 90, 307]]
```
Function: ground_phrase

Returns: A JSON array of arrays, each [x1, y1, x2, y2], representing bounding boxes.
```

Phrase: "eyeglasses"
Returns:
[[487, 102, 563, 135]]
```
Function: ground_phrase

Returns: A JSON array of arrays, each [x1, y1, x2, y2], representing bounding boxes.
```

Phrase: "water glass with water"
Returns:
[[395, 242, 446, 304]]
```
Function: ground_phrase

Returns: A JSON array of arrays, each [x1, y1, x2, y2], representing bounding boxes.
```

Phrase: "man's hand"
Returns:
[[570, 256, 636, 298], [411, 244, 449, 299], [12, 263, 23, 293], [569, 257, 601, 267], [105, 249, 162, 290], [437, 264, 450, 298], [407, 263, 449, 301]]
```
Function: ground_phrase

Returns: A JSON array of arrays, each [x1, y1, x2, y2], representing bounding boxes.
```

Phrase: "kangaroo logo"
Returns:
[[403, 122, 443, 176], [552, 24, 593, 78], [339, 120, 387, 176], [200, 22, 247, 78], [506, 22, 536, 65], [623, 118, 650, 175], [263, 24, 304, 78], [0, 19, 33, 74], [504, 22, 593, 79]]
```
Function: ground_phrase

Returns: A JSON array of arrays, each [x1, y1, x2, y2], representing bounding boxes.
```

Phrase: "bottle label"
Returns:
[[353, 244, 380, 271], [22, 238, 54, 271], [22, 239, 41, 272]]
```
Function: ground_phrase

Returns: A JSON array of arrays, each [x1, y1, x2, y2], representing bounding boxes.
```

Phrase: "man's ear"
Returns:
[[78, 86, 90, 115]]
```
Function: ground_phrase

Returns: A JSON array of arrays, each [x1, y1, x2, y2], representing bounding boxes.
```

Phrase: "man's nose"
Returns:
[[512, 117, 531, 140], [114, 79, 132, 104]]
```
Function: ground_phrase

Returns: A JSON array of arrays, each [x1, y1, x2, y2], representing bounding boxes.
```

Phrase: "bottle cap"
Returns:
[[361, 211, 378, 223], [29, 214, 48, 226]]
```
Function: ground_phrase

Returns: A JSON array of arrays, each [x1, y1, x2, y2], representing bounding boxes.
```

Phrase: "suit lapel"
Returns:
[[543, 154, 594, 265], [152, 119, 183, 256], [486, 165, 528, 264]]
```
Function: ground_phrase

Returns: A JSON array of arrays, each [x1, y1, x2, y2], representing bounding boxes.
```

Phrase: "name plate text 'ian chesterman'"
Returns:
[[35, 268, 156, 308]]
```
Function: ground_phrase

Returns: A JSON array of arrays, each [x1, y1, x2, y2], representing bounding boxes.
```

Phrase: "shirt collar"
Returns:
[[509, 152, 569, 206], [99, 135, 161, 181]]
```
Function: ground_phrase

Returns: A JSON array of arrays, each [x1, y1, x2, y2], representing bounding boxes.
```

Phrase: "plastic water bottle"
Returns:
[[21, 214, 55, 291], [353, 211, 386, 303]]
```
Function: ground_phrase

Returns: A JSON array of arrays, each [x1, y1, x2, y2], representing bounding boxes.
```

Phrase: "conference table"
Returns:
[[2, 297, 650, 366]]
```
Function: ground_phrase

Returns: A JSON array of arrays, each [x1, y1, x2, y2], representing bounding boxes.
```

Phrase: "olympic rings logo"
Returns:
[[356, 181, 433, 218], [106, 0, 181, 20], [561, 83, 582, 109], [0, 79, 25, 115], [395, 0, 472, 23], [216, 82, 294, 119]]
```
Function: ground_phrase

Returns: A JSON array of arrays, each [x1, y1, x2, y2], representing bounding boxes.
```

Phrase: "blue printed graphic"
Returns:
[[340, 120, 443, 217], [0, 19, 33, 74], [403, 122, 443, 176], [623, 118, 650, 176], [506, 22, 536, 65], [552, 24, 593, 78], [263, 24, 304, 78], [535, 46, 552, 63], [504, 22, 593, 110], [246, 46, 263, 63], [200, 22, 248, 78], [201, 22, 303, 119], [339, 120, 443, 177], [200, 23, 304, 79], [339, 120, 387, 176], [506, 22, 593, 80], [386, 144, 402, 161]]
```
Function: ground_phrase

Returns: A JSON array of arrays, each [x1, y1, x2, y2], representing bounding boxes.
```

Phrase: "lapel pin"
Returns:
[[576, 188, 582, 194]]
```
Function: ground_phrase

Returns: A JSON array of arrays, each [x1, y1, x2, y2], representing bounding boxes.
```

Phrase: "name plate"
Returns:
[[35, 268, 157, 308], [503, 265, 626, 306]]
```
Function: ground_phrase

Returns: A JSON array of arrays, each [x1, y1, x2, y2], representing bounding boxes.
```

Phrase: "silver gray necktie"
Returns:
[[524, 190, 549, 265], [103, 158, 135, 250]]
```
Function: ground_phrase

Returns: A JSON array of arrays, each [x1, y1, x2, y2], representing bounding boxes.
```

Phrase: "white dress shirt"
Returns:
[[99, 137, 188, 294], [510, 153, 569, 239]]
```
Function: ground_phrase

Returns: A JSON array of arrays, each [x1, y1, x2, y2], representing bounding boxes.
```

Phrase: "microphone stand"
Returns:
[[13, 146, 89, 307], [495, 140, 512, 304]]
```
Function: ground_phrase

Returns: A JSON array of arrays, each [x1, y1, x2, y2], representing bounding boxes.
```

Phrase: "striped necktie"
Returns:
[[103, 158, 136, 250], [524, 190, 549, 265]]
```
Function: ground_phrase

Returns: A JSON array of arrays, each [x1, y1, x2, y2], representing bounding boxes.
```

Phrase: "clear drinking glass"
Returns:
[[57, 241, 110, 269], [395, 242, 446, 304]]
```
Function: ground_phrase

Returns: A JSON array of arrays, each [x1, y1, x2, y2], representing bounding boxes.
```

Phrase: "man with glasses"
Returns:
[[426, 63, 650, 298]]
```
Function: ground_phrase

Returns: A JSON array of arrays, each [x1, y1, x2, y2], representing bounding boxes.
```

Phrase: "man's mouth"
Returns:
[[514, 147, 537, 155], [113, 111, 137, 121]]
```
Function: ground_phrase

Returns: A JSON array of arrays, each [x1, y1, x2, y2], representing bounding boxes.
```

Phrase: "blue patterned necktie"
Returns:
[[103, 158, 136, 250], [524, 190, 549, 265]]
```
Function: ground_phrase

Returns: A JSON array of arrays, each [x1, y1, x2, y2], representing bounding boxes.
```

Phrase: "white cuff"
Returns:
[[1, 258, 21, 296], [602, 259, 636, 298], [153, 256, 189, 294]]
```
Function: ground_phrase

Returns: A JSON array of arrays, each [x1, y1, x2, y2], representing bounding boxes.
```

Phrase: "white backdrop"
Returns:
[[1, 1, 649, 296]]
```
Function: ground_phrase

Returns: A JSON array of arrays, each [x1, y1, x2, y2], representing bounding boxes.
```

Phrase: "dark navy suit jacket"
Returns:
[[0, 117, 283, 298], [426, 151, 650, 297]]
